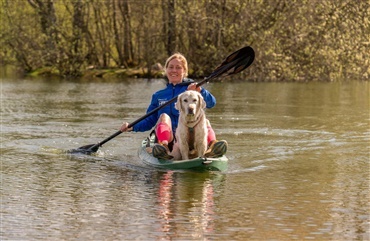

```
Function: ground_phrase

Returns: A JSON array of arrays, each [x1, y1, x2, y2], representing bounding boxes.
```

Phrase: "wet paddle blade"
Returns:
[[67, 144, 100, 155]]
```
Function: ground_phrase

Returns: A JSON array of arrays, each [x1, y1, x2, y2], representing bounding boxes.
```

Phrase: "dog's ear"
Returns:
[[175, 94, 182, 111], [198, 92, 206, 109]]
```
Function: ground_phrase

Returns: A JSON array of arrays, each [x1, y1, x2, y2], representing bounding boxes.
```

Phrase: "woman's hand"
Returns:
[[187, 83, 201, 92], [120, 122, 133, 132]]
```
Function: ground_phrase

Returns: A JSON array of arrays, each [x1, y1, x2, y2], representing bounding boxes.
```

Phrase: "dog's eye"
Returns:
[[193, 99, 197, 102], [183, 99, 188, 103]]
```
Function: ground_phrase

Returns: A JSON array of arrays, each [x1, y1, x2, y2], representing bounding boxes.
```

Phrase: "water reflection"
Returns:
[[154, 171, 223, 240]]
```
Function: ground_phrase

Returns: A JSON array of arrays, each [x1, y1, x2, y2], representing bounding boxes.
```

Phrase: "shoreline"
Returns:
[[26, 66, 165, 80]]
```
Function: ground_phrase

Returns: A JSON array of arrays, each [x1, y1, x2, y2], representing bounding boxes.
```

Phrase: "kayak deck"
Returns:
[[138, 136, 228, 171]]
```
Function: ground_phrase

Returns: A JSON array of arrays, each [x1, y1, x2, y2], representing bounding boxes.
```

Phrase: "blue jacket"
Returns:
[[133, 78, 216, 133]]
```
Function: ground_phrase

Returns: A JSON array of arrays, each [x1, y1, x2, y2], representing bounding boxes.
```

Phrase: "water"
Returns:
[[1, 78, 369, 240]]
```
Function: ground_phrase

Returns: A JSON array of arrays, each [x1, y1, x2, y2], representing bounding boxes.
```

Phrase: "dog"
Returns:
[[171, 90, 208, 160]]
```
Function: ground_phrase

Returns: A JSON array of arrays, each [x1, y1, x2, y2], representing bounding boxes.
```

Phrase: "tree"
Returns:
[[0, 0, 368, 81]]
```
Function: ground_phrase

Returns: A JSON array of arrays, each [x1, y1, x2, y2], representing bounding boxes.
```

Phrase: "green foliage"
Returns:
[[0, 0, 368, 81]]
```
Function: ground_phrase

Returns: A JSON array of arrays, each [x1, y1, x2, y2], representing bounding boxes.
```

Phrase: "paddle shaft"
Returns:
[[88, 78, 210, 150]]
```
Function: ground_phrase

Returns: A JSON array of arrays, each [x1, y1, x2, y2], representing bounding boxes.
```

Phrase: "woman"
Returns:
[[120, 53, 227, 160]]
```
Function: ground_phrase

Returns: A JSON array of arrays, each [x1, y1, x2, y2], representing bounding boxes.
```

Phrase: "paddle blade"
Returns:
[[220, 46, 254, 68], [67, 143, 100, 155], [206, 46, 255, 81], [224, 51, 255, 76]]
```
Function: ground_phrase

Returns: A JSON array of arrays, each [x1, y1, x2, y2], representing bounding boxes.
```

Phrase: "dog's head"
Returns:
[[175, 90, 206, 119]]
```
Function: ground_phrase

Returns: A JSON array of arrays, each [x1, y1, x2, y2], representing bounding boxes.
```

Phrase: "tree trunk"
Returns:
[[120, 0, 134, 67], [112, 0, 124, 67], [27, 0, 58, 66], [166, 0, 176, 55]]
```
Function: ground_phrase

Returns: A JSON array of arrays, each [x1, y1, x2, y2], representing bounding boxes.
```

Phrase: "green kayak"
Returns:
[[138, 136, 228, 171]]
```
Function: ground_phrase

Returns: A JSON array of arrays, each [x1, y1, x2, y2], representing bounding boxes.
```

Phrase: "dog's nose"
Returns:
[[188, 107, 194, 115]]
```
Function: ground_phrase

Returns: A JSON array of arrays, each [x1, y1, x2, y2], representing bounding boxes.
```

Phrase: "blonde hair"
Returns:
[[164, 52, 188, 77]]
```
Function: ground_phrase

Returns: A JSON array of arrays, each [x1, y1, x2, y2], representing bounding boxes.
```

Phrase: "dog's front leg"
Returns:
[[180, 142, 189, 160], [196, 140, 207, 157], [170, 142, 182, 160]]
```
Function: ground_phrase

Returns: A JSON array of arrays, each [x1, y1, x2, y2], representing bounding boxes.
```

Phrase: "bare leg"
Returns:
[[204, 119, 228, 157], [155, 114, 174, 145], [206, 119, 216, 145]]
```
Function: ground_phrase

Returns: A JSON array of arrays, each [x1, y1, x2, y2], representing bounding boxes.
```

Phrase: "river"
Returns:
[[1, 78, 369, 240]]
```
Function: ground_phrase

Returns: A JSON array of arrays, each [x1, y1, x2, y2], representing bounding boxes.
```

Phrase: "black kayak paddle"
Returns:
[[68, 46, 255, 154]]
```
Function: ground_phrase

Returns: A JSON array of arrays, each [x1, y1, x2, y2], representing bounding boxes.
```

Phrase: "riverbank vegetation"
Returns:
[[0, 0, 368, 81]]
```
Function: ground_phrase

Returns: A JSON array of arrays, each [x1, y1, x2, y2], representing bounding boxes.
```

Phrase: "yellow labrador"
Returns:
[[172, 90, 208, 160]]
